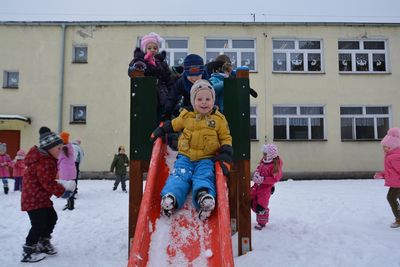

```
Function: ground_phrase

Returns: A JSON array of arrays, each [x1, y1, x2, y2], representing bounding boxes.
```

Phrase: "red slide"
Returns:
[[127, 138, 234, 267]]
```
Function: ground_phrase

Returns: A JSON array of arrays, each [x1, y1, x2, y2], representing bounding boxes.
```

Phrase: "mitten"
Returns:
[[57, 180, 77, 192], [61, 190, 73, 199], [373, 172, 384, 179], [150, 121, 173, 142], [249, 88, 258, 98], [144, 51, 156, 66], [252, 171, 264, 184], [215, 145, 233, 176]]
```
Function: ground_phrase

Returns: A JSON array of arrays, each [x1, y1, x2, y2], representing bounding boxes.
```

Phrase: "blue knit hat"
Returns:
[[183, 54, 205, 76]]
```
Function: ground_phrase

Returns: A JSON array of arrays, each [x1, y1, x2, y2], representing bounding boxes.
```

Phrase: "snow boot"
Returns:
[[197, 191, 215, 221], [37, 237, 57, 255], [161, 193, 176, 217], [390, 219, 400, 228], [67, 197, 75, 210], [4, 185, 9, 194], [254, 224, 266, 230], [113, 186, 117, 191], [21, 244, 46, 263]]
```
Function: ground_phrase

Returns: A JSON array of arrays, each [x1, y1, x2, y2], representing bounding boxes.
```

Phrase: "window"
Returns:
[[205, 38, 256, 71], [139, 37, 189, 66], [273, 105, 325, 140], [272, 39, 323, 72], [70, 105, 87, 124], [73, 45, 88, 63], [250, 105, 258, 140], [3, 71, 19, 88], [340, 106, 390, 140], [338, 40, 388, 73]]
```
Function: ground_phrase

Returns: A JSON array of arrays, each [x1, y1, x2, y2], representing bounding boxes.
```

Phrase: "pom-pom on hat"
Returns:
[[381, 127, 400, 149], [190, 79, 215, 110], [59, 131, 70, 144], [183, 54, 205, 76], [262, 143, 279, 162], [39, 126, 63, 151], [140, 32, 163, 52]]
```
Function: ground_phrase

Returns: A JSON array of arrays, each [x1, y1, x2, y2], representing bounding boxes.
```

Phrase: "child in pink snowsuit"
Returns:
[[12, 149, 26, 191], [0, 142, 12, 194], [251, 144, 283, 230], [374, 127, 400, 228]]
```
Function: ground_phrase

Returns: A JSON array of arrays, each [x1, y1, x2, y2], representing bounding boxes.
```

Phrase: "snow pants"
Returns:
[[161, 154, 215, 210], [25, 207, 58, 246], [114, 173, 127, 191], [387, 187, 400, 220], [14, 176, 22, 191], [251, 183, 273, 226]]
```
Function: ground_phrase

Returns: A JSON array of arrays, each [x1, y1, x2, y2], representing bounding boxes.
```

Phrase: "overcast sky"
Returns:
[[1, 0, 400, 23]]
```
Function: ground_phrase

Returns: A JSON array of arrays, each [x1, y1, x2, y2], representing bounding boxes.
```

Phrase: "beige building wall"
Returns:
[[1, 22, 399, 177]]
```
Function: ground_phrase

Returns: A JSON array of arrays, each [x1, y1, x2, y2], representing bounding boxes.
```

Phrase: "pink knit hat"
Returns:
[[381, 127, 400, 149], [262, 144, 279, 162], [140, 32, 163, 52]]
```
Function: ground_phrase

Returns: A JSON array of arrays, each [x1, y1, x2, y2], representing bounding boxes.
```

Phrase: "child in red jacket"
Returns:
[[251, 144, 283, 230], [12, 149, 26, 191], [21, 127, 76, 263]]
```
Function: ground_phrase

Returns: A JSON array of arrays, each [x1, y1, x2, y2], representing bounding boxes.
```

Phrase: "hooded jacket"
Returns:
[[21, 146, 65, 211], [376, 147, 400, 187], [0, 153, 12, 177]]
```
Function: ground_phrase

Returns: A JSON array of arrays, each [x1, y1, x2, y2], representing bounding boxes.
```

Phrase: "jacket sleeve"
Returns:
[[110, 155, 117, 172], [36, 159, 65, 197], [209, 76, 224, 95], [388, 156, 400, 176], [262, 160, 283, 185], [164, 78, 184, 116], [171, 109, 189, 132]]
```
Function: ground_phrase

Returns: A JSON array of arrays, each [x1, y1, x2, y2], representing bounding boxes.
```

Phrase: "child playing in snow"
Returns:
[[11, 149, 26, 191], [374, 127, 400, 228], [21, 126, 76, 263], [128, 32, 174, 116], [0, 142, 12, 194], [58, 131, 77, 210], [251, 144, 283, 230], [110, 145, 129, 193], [150, 79, 233, 220]]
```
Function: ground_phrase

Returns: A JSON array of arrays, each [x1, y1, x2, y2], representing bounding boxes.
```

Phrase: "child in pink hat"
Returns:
[[12, 149, 26, 191], [374, 127, 400, 228], [250, 143, 283, 230]]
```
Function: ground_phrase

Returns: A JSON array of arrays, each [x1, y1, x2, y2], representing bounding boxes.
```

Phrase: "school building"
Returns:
[[1, 21, 399, 179]]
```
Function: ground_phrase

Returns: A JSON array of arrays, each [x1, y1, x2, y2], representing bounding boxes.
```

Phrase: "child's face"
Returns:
[[48, 144, 62, 159], [383, 146, 391, 153], [146, 42, 158, 56], [119, 148, 125, 154], [187, 75, 202, 84], [194, 90, 213, 114], [262, 153, 268, 160]]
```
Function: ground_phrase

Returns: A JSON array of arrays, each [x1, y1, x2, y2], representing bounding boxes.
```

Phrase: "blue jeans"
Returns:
[[2, 178, 8, 187], [161, 155, 215, 210]]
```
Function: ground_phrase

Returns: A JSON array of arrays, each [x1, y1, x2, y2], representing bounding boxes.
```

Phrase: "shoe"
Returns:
[[67, 197, 75, 210], [161, 194, 176, 217], [21, 244, 46, 263], [37, 237, 57, 255], [254, 224, 265, 230], [4, 186, 9, 194], [197, 191, 215, 221], [122, 190, 128, 193], [390, 220, 400, 228], [113, 186, 117, 191]]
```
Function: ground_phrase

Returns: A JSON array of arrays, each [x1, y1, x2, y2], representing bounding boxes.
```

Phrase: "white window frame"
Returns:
[[3, 70, 19, 88], [73, 45, 88, 63], [338, 39, 389, 73], [340, 106, 391, 140], [272, 39, 324, 73], [250, 105, 258, 140], [70, 105, 87, 124], [205, 38, 257, 71], [273, 105, 326, 140]]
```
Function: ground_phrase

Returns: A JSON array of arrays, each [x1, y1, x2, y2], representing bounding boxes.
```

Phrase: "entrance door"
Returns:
[[0, 130, 20, 159]]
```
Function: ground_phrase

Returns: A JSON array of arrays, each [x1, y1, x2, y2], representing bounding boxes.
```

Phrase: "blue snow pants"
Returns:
[[161, 154, 215, 210]]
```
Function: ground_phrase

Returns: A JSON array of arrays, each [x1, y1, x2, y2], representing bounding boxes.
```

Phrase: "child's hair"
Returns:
[[272, 157, 280, 174], [62, 145, 70, 158]]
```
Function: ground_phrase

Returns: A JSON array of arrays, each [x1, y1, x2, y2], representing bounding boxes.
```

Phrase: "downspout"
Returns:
[[58, 23, 66, 132]]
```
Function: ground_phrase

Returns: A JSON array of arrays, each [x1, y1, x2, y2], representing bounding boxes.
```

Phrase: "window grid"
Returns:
[[273, 105, 325, 140], [205, 38, 256, 71], [160, 38, 189, 66], [338, 40, 388, 73], [272, 39, 324, 73], [250, 105, 258, 140]]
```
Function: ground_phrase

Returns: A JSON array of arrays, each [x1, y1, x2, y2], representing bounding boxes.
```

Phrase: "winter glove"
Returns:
[[215, 145, 233, 177], [150, 121, 173, 142], [61, 190, 73, 199], [249, 88, 258, 98], [271, 186, 275, 195], [144, 51, 156, 66], [154, 51, 167, 61], [373, 172, 384, 179], [57, 180, 77, 192], [252, 171, 264, 184]]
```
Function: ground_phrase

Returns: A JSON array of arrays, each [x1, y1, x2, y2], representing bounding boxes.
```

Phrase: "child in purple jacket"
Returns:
[[374, 127, 400, 228], [251, 144, 283, 230], [58, 132, 77, 210]]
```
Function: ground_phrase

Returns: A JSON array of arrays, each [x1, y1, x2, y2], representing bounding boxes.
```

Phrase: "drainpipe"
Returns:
[[58, 23, 66, 132]]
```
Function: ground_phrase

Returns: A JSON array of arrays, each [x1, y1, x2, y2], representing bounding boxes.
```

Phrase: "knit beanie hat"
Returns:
[[381, 127, 400, 149], [0, 142, 6, 154], [190, 79, 215, 109], [60, 131, 70, 144], [140, 32, 163, 52], [16, 149, 26, 159], [39, 126, 63, 150], [184, 54, 205, 76], [262, 144, 279, 163]]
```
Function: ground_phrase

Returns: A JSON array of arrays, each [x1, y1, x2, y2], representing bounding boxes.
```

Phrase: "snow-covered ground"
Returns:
[[1, 179, 400, 267]]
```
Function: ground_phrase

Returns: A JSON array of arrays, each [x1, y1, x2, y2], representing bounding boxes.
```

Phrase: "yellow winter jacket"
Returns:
[[172, 107, 232, 161]]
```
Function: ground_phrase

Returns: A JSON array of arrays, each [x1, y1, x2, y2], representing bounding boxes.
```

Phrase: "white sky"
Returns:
[[1, 0, 400, 23]]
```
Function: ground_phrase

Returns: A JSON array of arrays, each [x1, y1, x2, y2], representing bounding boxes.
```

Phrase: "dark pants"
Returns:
[[74, 162, 80, 194], [14, 176, 22, 191], [114, 173, 127, 190], [25, 207, 58, 246], [387, 187, 400, 220]]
